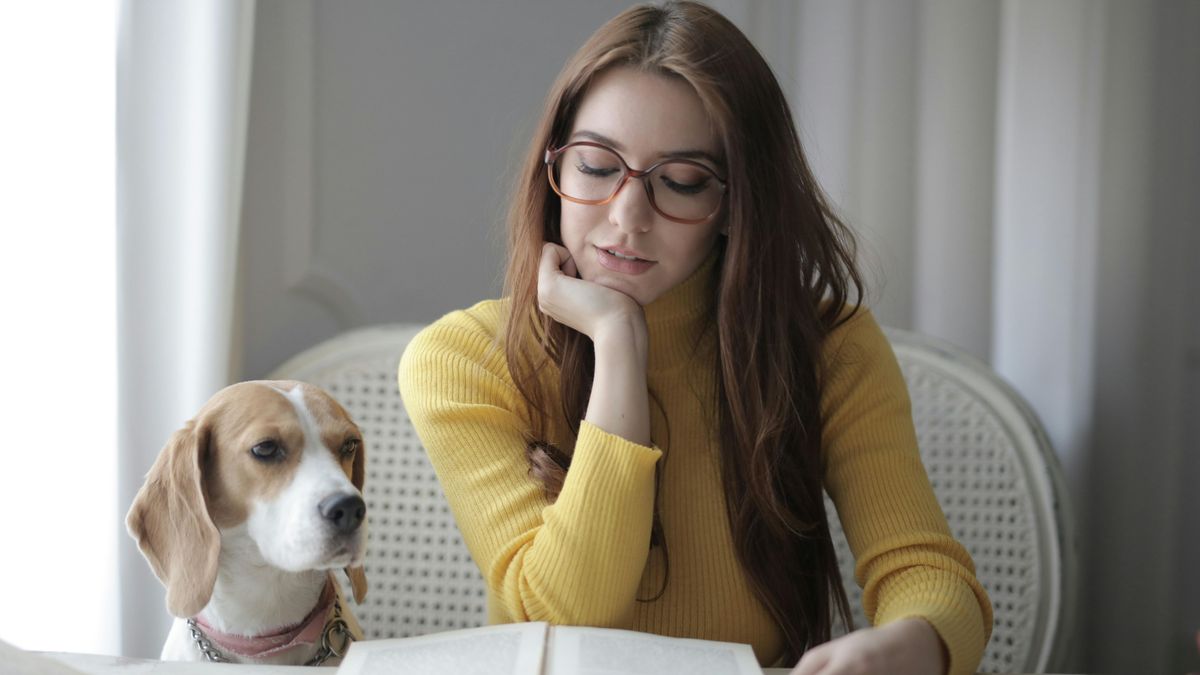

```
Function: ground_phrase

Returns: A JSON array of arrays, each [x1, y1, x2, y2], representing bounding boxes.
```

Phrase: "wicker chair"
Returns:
[[270, 325, 489, 638], [824, 328, 1075, 673], [270, 324, 1075, 672]]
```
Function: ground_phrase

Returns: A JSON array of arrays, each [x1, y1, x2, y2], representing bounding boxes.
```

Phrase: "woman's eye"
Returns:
[[251, 440, 282, 460], [660, 174, 709, 195], [340, 438, 360, 459], [575, 160, 619, 177]]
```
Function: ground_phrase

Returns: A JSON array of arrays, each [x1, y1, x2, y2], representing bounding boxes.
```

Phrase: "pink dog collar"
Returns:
[[192, 580, 337, 660]]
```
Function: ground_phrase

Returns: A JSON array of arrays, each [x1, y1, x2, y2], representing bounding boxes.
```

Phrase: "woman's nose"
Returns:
[[607, 177, 654, 234]]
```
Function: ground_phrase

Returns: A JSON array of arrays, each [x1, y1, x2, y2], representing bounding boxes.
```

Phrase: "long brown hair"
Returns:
[[502, 1, 862, 662]]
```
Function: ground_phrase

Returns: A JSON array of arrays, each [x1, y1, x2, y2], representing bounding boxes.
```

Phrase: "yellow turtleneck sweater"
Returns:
[[397, 258, 992, 675]]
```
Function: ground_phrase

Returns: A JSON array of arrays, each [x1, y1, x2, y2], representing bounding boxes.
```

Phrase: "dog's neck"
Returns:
[[198, 523, 329, 637]]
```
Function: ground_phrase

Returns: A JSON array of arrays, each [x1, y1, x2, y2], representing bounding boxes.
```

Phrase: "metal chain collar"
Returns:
[[187, 596, 355, 666], [306, 597, 354, 666], [185, 618, 228, 663]]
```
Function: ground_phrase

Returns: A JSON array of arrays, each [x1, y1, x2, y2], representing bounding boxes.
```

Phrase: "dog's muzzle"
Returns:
[[319, 494, 366, 534]]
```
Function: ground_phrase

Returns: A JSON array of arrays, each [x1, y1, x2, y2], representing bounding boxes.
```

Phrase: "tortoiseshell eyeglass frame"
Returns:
[[544, 141, 728, 225]]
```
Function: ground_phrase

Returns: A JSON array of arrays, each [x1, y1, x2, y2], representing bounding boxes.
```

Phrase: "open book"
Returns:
[[338, 623, 765, 675]]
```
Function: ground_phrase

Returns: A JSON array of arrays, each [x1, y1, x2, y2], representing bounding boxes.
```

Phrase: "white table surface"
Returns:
[[39, 651, 1065, 675], [36, 652, 797, 675], [39, 653, 305, 674]]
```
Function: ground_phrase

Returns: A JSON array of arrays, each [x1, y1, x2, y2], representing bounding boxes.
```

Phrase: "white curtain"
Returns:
[[716, 0, 1199, 673], [116, 0, 256, 658], [0, 1, 118, 656]]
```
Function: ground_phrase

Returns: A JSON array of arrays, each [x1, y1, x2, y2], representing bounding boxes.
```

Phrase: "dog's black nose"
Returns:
[[319, 494, 366, 533]]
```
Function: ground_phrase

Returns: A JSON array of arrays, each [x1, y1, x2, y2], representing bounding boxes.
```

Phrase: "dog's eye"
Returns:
[[340, 438, 360, 459], [251, 440, 282, 460]]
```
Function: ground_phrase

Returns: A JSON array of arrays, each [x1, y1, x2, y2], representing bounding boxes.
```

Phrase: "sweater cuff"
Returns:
[[563, 421, 663, 496], [523, 421, 662, 623], [874, 571, 989, 675]]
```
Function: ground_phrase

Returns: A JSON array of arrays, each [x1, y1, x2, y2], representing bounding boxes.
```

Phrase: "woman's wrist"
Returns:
[[591, 309, 648, 366], [886, 617, 948, 675], [584, 310, 651, 446]]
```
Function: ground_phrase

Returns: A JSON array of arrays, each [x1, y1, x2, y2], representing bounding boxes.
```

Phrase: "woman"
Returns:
[[399, 3, 991, 674]]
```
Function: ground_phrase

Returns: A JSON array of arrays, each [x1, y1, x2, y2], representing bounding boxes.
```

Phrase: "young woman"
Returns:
[[399, 3, 991, 674]]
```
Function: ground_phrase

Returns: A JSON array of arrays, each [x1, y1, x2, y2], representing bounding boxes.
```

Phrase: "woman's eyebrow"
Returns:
[[570, 129, 723, 165], [570, 129, 625, 149], [666, 148, 723, 164]]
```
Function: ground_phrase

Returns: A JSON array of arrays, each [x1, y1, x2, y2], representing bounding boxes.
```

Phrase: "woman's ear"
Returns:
[[125, 419, 221, 618]]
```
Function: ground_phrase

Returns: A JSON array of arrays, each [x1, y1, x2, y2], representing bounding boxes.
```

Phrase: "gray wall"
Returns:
[[240, 0, 637, 379]]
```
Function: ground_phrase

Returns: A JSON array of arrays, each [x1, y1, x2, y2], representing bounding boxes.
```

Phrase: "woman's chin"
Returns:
[[585, 274, 653, 306]]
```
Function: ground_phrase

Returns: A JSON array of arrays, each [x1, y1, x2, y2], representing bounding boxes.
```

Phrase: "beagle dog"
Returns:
[[127, 380, 369, 666]]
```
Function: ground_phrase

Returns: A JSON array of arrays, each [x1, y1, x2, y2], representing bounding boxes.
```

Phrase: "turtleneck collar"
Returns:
[[642, 247, 720, 375]]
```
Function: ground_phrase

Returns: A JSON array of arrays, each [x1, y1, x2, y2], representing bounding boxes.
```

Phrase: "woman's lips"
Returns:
[[595, 246, 656, 275]]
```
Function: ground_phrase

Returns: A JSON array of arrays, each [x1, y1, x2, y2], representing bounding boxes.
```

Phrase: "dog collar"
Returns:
[[188, 578, 352, 664]]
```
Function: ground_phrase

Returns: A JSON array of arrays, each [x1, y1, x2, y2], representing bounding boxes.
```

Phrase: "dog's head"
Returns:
[[126, 380, 369, 618]]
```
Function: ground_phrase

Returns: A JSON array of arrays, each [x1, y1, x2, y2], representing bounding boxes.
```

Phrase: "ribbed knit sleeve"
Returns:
[[820, 310, 993, 675], [398, 303, 663, 627]]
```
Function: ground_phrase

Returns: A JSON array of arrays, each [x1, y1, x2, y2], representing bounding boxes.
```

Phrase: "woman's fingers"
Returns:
[[791, 644, 830, 675], [539, 242, 571, 279], [537, 242, 588, 331], [536, 240, 644, 341], [537, 243, 569, 306], [789, 620, 943, 675]]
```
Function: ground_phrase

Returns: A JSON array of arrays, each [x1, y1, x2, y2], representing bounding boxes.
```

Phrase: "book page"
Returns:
[[337, 622, 548, 675], [546, 626, 764, 675]]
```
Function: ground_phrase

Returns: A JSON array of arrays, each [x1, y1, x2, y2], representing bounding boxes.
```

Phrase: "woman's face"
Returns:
[[557, 67, 725, 306]]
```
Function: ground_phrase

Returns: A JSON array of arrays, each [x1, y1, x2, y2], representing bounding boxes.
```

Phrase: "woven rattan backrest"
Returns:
[[826, 328, 1074, 673], [269, 325, 489, 639]]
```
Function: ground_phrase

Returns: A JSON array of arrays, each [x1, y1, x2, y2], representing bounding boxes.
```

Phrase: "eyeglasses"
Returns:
[[544, 141, 727, 224]]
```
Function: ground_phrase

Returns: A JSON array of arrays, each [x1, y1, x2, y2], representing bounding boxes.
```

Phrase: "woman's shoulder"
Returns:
[[398, 298, 527, 423], [413, 297, 510, 341], [401, 298, 511, 371], [821, 301, 880, 339], [428, 298, 509, 338], [818, 303, 893, 371], [815, 303, 909, 419]]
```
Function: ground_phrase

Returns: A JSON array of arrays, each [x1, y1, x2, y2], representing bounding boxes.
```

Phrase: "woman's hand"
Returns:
[[538, 242, 651, 446], [790, 618, 947, 675], [537, 242, 646, 351]]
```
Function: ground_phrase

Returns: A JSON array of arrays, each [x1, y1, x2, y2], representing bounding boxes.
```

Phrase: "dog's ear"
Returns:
[[350, 432, 366, 492], [344, 565, 368, 604], [125, 419, 221, 618], [345, 431, 368, 603]]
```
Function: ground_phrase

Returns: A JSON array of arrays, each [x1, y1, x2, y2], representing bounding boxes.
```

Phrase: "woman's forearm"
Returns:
[[584, 314, 651, 447]]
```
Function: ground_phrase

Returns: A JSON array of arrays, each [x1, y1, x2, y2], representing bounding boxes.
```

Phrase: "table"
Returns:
[[35, 652, 1069, 675], [36, 652, 302, 674]]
